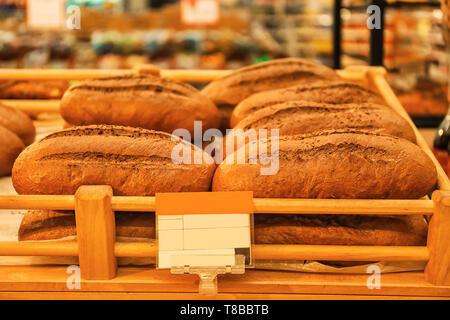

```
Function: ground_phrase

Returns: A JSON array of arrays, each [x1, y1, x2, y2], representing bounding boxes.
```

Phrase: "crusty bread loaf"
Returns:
[[0, 125, 25, 177], [202, 58, 341, 129], [230, 80, 386, 127], [12, 125, 216, 196], [19, 210, 427, 247], [202, 58, 341, 106], [213, 130, 437, 199], [225, 101, 416, 156], [254, 214, 427, 246], [18, 210, 156, 241], [0, 102, 36, 145], [0, 80, 69, 99], [60, 74, 220, 135]]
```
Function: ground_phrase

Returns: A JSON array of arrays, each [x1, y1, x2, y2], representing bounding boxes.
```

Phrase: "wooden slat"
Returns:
[[0, 241, 429, 262], [0, 267, 448, 297], [75, 186, 117, 280], [0, 69, 128, 80], [161, 69, 231, 82], [110, 196, 155, 212], [0, 100, 60, 113], [2, 291, 449, 300], [14, 292, 450, 300], [0, 69, 231, 82], [252, 198, 433, 215], [0, 195, 434, 214], [336, 68, 368, 81], [425, 191, 450, 285], [0, 241, 154, 257], [0, 68, 360, 83], [0, 195, 75, 210], [0, 67, 380, 82], [252, 244, 429, 261], [0, 241, 78, 256]]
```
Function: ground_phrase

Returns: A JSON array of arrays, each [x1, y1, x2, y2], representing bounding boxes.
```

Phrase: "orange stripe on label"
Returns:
[[155, 192, 253, 215]]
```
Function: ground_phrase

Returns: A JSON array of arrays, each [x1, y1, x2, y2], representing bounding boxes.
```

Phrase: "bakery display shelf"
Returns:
[[0, 66, 449, 299], [0, 66, 367, 114]]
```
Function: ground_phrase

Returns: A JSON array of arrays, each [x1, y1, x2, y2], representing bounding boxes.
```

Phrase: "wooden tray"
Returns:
[[0, 66, 449, 300]]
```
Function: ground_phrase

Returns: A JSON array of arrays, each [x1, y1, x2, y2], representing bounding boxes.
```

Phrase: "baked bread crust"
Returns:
[[202, 58, 340, 130], [12, 125, 216, 196], [230, 80, 386, 127], [0, 102, 36, 145], [214, 130, 437, 199], [0, 125, 25, 177], [202, 58, 341, 107], [254, 214, 427, 246], [230, 101, 416, 144], [60, 74, 220, 135]]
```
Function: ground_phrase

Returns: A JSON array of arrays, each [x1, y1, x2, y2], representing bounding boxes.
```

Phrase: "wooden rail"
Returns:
[[0, 241, 430, 262], [0, 68, 232, 82], [0, 67, 364, 82], [0, 194, 434, 215], [0, 100, 60, 114]]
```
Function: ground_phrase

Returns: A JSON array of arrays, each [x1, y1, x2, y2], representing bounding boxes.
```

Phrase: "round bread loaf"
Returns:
[[0, 102, 36, 145], [230, 80, 386, 127], [213, 129, 437, 199], [224, 101, 417, 156], [12, 125, 217, 196], [0, 125, 25, 177], [201, 58, 341, 130], [60, 74, 220, 135]]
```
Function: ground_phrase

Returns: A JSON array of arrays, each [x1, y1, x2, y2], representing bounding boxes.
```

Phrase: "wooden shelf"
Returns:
[[0, 266, 449, 299]]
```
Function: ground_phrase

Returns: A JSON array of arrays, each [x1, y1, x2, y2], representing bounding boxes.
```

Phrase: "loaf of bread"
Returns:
[[12, 125, 216, 196], [254, 214, 427, 246], [0, 103, 36, 145], [18, 210, 156, 241], [202, 58, 341, 130], [19, 210, 426, 247], [225, 101, 416, 156], [60, 74, 220, 135], [0, 80, 69, 99], [230, 80, 387, 127], [0, 125, 25, 177], [213, 130, 437, 199]]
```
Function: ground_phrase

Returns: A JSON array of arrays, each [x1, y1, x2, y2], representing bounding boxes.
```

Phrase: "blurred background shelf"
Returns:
[[0, 0, 447, 125]]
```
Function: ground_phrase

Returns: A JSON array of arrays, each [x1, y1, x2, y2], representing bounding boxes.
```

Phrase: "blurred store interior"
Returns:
[[0, 0, 448, 141]]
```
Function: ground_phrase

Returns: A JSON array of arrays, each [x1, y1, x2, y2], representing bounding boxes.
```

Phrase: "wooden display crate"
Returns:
[[0, 66, 449, 300]]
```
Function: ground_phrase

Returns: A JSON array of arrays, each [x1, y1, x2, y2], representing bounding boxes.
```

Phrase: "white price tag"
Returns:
[[27, 0, 65, 30], [181, 0, 220, 26], [155, 192, 253, 269], [158, 213, 251, 269]]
